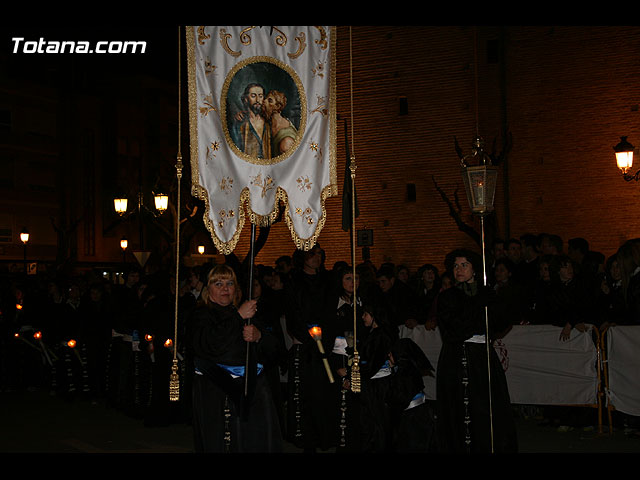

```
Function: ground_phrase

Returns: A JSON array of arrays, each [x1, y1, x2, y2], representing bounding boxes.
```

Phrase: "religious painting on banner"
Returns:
[[186, 26, 338, 254]]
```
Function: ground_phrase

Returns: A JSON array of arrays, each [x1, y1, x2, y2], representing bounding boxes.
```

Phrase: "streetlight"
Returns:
[[613, 136, 638, 181], [120, 236, 128, 262], [113, 189, 169, 270], [20, 227, 29, 274], [114, 196, 128, 216], [154, 192, 169, 214], [20, 227, 29, 244], [113, 191, 168, 217]]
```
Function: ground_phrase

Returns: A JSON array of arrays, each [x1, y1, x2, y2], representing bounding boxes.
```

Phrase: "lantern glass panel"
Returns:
[[461, 165, 498, 214], [616, 151, 633, 173]]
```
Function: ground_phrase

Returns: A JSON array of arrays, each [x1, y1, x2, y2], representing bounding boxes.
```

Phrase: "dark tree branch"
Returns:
[[432, 175, 480, 246]]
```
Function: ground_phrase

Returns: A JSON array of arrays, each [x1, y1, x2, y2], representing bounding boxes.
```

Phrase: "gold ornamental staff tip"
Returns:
[[169, 25, 183, 402], [349, 155, 361, 393]]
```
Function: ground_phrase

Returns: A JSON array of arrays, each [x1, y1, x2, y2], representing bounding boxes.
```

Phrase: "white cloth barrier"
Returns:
[[398, 324, 442, 400], [605, 325, 640, 416], [398, 324, 599, 406]]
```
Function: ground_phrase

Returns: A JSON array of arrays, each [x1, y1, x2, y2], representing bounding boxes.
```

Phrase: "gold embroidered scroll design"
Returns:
[[197, 26, 210, 45], [217, 26, 330, 60]]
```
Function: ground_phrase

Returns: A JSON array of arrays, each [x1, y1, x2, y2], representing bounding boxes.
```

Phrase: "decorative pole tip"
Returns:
[[350, 352, 361, 393], [169, 359, 180, 402]]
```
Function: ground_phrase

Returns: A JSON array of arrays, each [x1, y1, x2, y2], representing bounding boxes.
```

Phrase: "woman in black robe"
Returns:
[[436, 249, 518, 453], [328, 265, 365, 452], [189, 264, 283, 453]]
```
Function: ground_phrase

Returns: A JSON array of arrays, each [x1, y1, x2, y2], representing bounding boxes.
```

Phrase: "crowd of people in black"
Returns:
[[1, 231, 639, 452]]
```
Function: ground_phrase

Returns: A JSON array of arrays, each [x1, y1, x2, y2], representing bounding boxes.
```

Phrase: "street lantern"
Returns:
[[460, 137, 499, 216], [120, 236, 128, 266], [113, 192, 168, 216], [20, 227, 29, 274], [154, 192, 169, 214], [614, 136, 638, 180], [114, 196, 128, 216]]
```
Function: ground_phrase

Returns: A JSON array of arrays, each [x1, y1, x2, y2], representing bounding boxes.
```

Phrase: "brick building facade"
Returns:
[[232, 26, 640, 275], [2, 26, 640, 277]]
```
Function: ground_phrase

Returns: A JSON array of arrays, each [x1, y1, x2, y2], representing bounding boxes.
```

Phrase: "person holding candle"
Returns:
[[283, 244, 336, 452], [189, 264, 282, 453]]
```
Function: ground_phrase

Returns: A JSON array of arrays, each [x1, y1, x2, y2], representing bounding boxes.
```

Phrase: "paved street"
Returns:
[[1, 388, 639, 455]]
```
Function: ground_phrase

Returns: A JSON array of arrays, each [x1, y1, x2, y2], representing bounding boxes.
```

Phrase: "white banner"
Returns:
[[606, 325, 640, 416], [186, 26, 337, 254], [399, 324, 599, 405]]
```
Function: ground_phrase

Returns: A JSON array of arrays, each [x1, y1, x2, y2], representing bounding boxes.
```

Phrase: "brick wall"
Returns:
[[231, 26, 640, 275]]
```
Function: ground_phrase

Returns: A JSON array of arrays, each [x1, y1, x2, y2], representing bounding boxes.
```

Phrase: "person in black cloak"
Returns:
[[328, 264, 366, 452], [387, 337, 437, 453], [435, 248, 518, 453], [189, 264, 283, 453], [357, 295, 399, 452], [284, 244, 336, 452], [250, 269, 288, 435]]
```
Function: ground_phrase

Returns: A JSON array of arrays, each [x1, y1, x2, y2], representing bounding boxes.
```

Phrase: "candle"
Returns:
[[308, 325, 334, 384]]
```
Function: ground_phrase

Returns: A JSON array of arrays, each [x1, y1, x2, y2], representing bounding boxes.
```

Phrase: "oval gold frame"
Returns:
[[220, 55, 307, 165]]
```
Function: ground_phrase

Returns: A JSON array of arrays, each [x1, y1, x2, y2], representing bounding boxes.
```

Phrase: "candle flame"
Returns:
[[33, 331, 42, 340], [308, 325, 322, 340], [145, 334, 153, 342], [16, 304, 23, 310], [164, 338, 173, 348], [67, 339, 77, 348]]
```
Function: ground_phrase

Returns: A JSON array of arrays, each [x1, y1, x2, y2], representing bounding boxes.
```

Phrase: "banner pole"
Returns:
[[244, 222, 257, 396], [347, 26, 361, 393], [169, 25, 183, 402]]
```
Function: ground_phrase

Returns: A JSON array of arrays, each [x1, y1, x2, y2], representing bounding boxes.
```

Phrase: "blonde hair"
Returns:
[[202, 264, 242, 307]]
